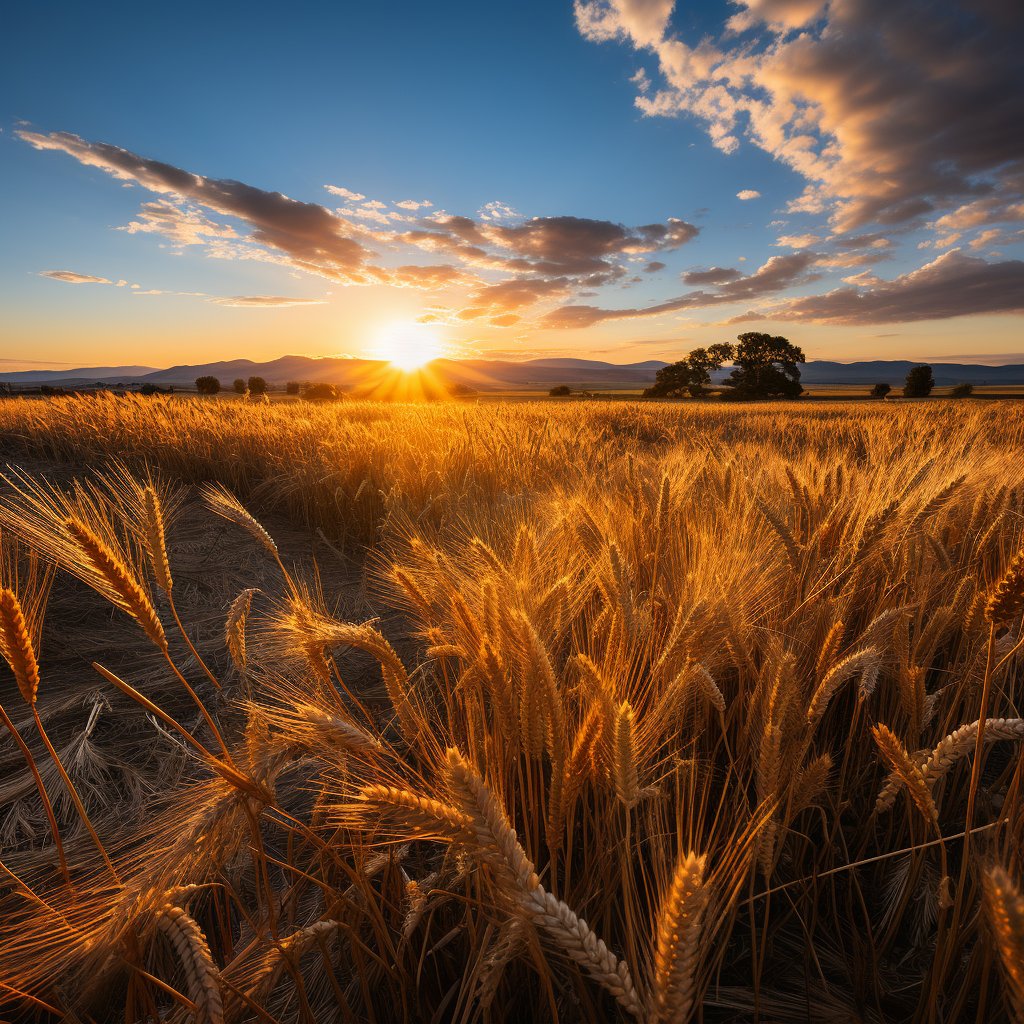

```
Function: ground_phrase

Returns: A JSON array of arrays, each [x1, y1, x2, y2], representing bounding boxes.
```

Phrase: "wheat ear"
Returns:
[[986, 547, 1024, 625], [0, 588, 40, 704], [653, 851, 710, 1024], [872, 723, 938, 823], [983, 865, 1024, 1022], [141, 485, 173, 594], [155, 904, 224, 1024], [225, 588, 256, 670], [613, 701, 640, 809], [200, 483, 279, 558], [65, 518, 166, 650], [445, 749, 644, 1019]]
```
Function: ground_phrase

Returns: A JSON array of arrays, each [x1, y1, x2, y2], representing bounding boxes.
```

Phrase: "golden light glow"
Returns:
[[373, 322, 442, 371]]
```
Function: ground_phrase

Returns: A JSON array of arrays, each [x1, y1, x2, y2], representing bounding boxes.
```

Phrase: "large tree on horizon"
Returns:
[[721, 332, 805, 400]]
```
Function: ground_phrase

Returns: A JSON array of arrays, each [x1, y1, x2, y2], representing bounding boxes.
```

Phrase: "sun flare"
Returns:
[[373, 322, 442, 372]]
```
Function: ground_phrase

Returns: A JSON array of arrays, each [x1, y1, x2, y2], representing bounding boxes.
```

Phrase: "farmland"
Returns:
[[1, 394, 1024, 1022]]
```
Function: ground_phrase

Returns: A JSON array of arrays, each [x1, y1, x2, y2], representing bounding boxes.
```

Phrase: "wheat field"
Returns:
[[1, 393, 1023, 1023]]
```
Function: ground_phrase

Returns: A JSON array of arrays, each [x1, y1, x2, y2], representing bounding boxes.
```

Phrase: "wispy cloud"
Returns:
[[40, 270, 112, 284], [210, 295, 328, 308]]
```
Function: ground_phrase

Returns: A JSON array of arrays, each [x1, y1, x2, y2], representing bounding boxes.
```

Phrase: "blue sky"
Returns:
[[2, 0, 1022, 370]]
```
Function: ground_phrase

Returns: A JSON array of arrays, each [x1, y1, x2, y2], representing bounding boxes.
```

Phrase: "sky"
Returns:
[[2, 0, 1023, 371]]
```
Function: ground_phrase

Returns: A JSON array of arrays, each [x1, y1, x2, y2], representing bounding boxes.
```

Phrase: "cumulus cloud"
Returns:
[[776, 234, 821, 249], [575, 0, 1024, 235], [40, 270, 112, 284], [736, 189, 761, 200], [395, 198, 433, 210], [325, 185, 365, 201]]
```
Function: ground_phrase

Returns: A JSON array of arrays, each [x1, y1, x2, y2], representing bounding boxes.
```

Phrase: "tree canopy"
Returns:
[[721, 333, 805, 400], [904, 365, 935, 398], [643, 343, 734, 398], [645, 334, 805, 401]]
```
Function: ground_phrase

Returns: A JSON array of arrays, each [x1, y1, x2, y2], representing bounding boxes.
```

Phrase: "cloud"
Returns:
[[325, 185, 365, 201], [121, 200, 238, 246], [395, 198, 433, 210], [39, 270, 112, 284], [747, 250, 1024, 324], [20, 130, 377, 283], [543, 251, 818, 327], [478, 201, 521, 223], [736, 189, 761, 201], [681, 266, 743, 285], [644, 261, 666, 273], [575, 0, 1024, 235], [775, 234, 820, 249], [210, 295, 327, 308], [19, 129, 700, 325]]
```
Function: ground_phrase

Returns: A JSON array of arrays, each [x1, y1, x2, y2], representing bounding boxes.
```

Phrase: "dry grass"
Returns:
[[0, 393, 1023, 1021]]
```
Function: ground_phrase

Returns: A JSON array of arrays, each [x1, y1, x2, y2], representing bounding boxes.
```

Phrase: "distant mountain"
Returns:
[[3, 354, 1024, 390], [0, 364, 158, 383]]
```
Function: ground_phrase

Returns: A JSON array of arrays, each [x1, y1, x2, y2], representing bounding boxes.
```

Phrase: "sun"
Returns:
[[373, 322, 442, 372]]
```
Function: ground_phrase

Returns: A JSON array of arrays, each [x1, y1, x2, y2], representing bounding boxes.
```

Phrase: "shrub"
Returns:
[[233, 378, 246, 394], [286, 381, 301, 395], [549, 385, 572, 397], [303, 382, 339, 402], [950, 383, 974, 398], [247, 376, 268, 396], [195, 376, 221, 395], [871, 383, 891, 398], [139, 383, 164, 395]]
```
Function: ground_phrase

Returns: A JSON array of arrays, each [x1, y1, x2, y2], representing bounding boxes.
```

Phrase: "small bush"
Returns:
[[233, 378, 246, 394], [950, 383, 974, 398], [248, 376, 268, 395], [286, 381, 301, 395], [303, 382, 340, 402], [870, 383, 891, 398], [195, 375, 221, 395], [549, 385, 572, 397]]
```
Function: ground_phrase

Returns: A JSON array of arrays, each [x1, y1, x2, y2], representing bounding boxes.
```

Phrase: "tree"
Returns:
[[196, 375, 221, 395], [247, 376, 268, 396], [286, 381, 301, 395], [549, 384, 572, 397], [139, 383, 164, 396], [233, 378, 246, 394], [871, 383, 891, 398], [643, 342, 735, 398], [950, 382, 973, 398], [903, 365, 934, 398], [720, 333, 805, 400]]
